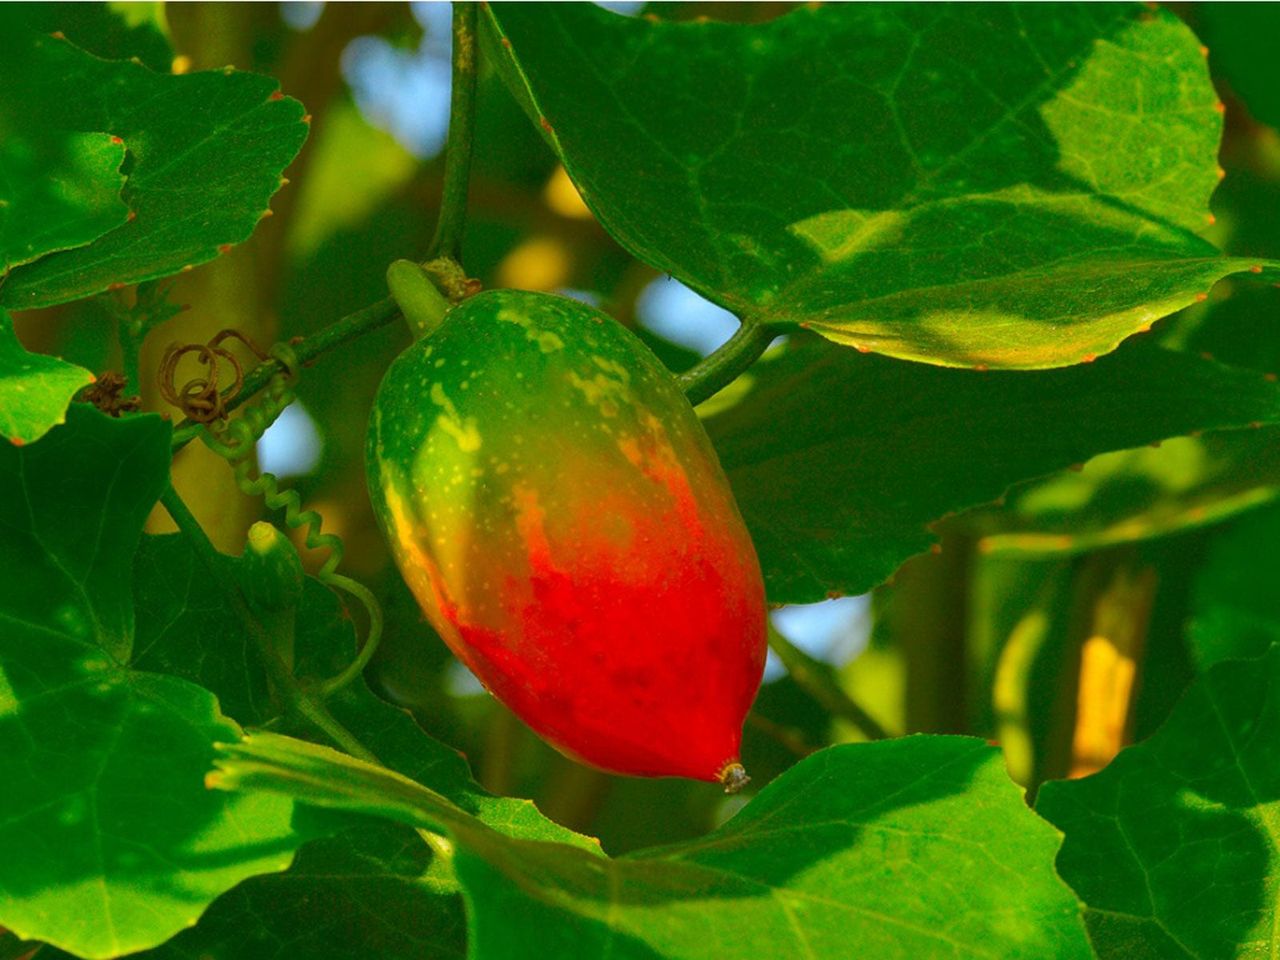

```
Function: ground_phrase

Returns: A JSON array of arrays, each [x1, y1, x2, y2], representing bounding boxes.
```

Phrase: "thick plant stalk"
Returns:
[[428, 1, 479, 263], [1067, 561, 1156, 778]]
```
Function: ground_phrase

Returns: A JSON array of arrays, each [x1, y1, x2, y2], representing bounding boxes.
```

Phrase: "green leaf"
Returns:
[[0, 407, 306, 959], [0, 128, 128, 273], [705, 338, 1280, 602], [126, 536, 586, 960], [10, 1, 174, 72], [0, 311, 95, 444], [11, 0, 175, 71], [1188, 504, 1280, 671], [486, 4, 1275, 369], [0, 19, 307, 310], [110, 821, 468, 960], [212, 732, 1092, 959], [963, 430, 1280, 558], [1038, 643, 1280, 959]]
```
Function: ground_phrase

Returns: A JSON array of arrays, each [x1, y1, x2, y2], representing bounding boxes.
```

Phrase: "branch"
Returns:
[[768, 627, 892, 741], [170, 295, 401, 450], [677, 319, 777, 406], [428, 2, 479, 263]]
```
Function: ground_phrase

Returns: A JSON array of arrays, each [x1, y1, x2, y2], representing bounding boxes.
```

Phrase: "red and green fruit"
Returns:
[[367, 287, 767, 784]]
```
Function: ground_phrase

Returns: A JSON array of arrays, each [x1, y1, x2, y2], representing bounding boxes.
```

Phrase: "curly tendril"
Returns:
[[162, 333, 383, 697], [158, 329, 262, 423]]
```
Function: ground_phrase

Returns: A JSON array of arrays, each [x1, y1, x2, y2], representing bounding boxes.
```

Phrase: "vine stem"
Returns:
[[120, 325, 144, 397], [160, 483, 379, 764], [170, 295, 401, 451], [171, 296, 776, 451], [678, 319, 778, 406], [768, 627, 892, 742], [427, 1, 479, 263]]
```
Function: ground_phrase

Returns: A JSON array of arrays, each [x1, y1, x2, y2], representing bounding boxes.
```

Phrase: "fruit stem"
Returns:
[[387, 259, 452, 340], [427, 1, 479, 263], [678, 319, 778, 406], [768, 625, 893, 741], [160, 483, 380, 765]]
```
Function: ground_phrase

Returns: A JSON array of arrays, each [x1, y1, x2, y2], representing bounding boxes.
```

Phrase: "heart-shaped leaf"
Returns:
[[487, 4, 1275, 369], [0, 408, 307, 959], [706, 339, 1280, 602], [211, 732, 1092, 959]]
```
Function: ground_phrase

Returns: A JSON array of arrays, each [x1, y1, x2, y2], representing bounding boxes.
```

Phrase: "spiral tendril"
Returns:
[[176, 338, 383, 697]]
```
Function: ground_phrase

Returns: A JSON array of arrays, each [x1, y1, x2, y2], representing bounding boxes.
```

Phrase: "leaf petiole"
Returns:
[[677, 319, 779, 407]]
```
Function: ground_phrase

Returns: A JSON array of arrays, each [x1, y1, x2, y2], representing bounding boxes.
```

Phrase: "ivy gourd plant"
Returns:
[[3, 3, 1280, 959]]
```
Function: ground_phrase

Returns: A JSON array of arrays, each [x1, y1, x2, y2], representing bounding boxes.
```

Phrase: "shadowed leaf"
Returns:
[[1039, 644, 1280, 958]]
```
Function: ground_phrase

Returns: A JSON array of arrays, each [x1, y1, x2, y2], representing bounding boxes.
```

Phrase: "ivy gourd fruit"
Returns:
[[368, 267, 767, 787]]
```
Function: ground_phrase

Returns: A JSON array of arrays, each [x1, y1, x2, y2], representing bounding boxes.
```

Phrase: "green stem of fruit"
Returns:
[[427, 1, 479, 263], [387, 259, 452, 340], [160, 483, 379, 764], [768, 626, 892, 741], [678, 319, 777, 406], [170, 295, 401, 451]]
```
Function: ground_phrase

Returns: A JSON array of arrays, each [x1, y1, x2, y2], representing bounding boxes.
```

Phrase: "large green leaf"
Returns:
[[705, 338, 1280, 602], [212, 732, 1092, 959], [0, 408, 306, 959], [130, 531, 598, 850], [0, 19, 307, 310], [1038, 643, 1280, 959], [486, 4, 1275, 369], [0, 311, 95, 444]]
